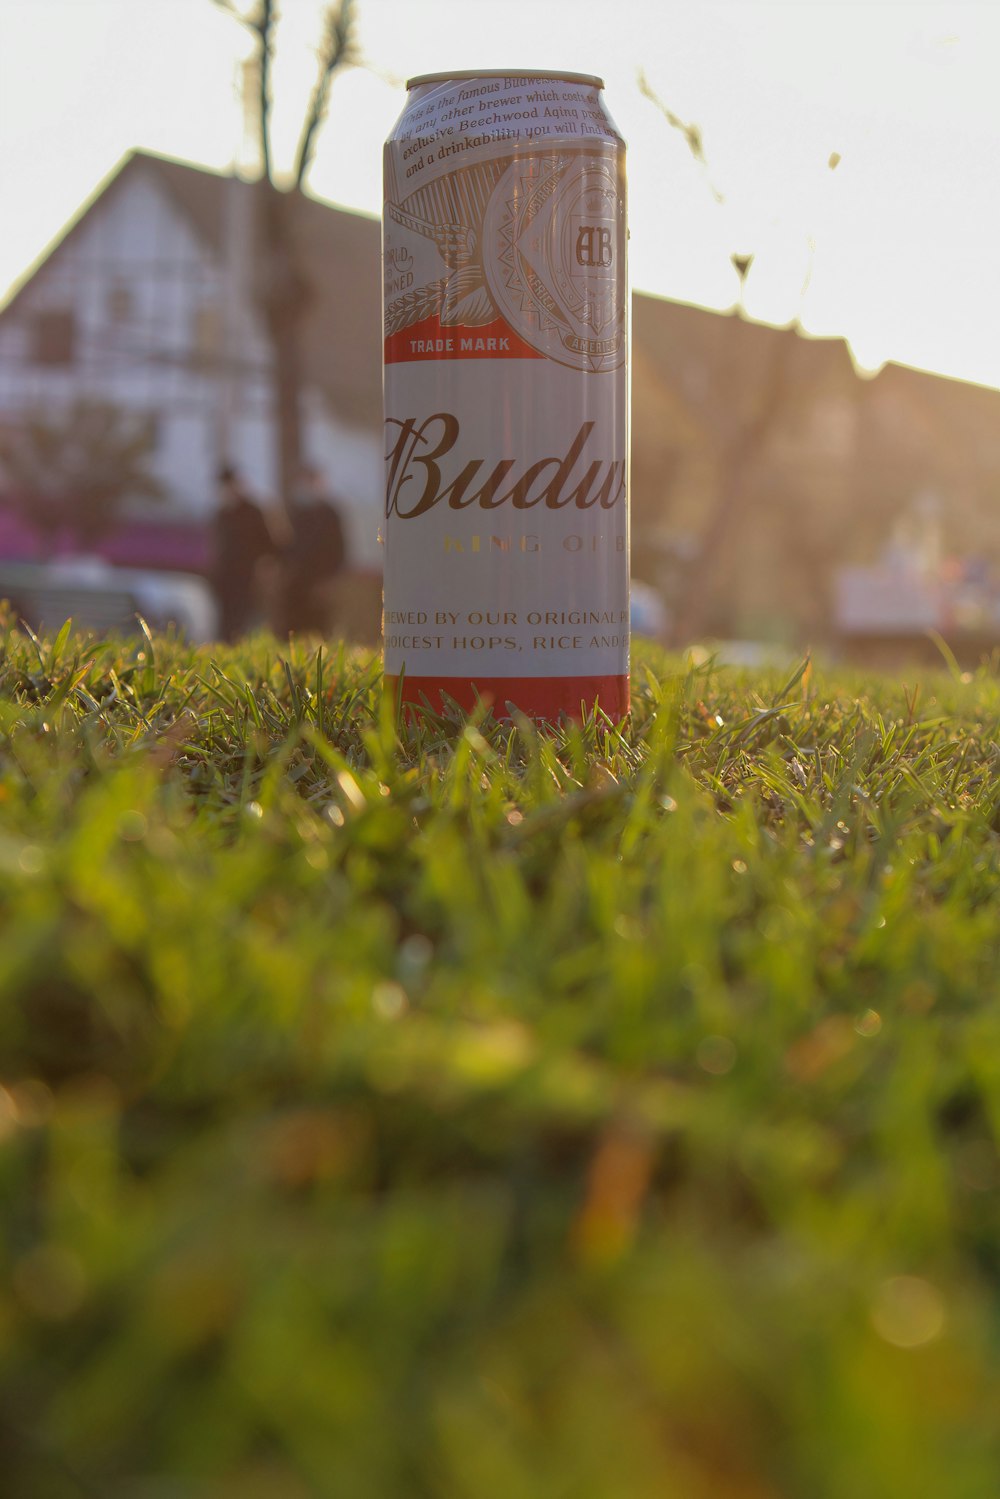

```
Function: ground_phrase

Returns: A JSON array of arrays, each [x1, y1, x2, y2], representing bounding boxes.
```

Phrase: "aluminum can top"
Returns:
[[387, 71, 625, 149], [407, 70, 604, 90]]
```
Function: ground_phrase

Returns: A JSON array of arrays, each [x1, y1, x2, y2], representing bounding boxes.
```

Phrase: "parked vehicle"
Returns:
[[630, 579, 669, 642], [0, 556, 217, 642]]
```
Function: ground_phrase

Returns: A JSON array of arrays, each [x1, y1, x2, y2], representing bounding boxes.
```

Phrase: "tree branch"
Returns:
[[213, 0, 276, 184], [637, 71, 725, 204], [210, 0, 268, 38], [293, 0, 357, 191], [257, 0, 275, 185]]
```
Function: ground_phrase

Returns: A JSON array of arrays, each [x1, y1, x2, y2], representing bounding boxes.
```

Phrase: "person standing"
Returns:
[[280, 462, 348, 637], [211, 465, 277, 641]]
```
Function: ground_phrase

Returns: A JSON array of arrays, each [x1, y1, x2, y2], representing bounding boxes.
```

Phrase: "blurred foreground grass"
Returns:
[[3, 618, 1000, 1498]]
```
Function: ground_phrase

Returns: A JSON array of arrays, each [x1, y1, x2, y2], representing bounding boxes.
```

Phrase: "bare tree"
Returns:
[[0, 401, 163, 553], [639, 73, 840, 645], [213, 0, 357, 506]]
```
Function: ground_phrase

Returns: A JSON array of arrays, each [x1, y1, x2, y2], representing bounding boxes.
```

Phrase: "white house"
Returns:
[[0, 149, 384, 568]]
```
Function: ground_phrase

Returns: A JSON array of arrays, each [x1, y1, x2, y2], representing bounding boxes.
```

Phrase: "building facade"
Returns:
[[0, 151, 384, 571]]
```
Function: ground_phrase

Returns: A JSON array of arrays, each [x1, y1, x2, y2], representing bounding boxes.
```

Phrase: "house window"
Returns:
[[194, 303, 220, 359], [138, 411, 161, 451], [32, 309, 76, 366], [107, 280, 134, 324]]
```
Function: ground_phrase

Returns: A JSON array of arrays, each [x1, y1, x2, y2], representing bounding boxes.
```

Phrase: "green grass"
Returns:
[[3, 616, 1000, 1498]]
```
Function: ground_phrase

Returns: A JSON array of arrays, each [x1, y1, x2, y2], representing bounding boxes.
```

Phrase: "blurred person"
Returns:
[[280, 462, 347, 637], [211, 464, 277, 641]]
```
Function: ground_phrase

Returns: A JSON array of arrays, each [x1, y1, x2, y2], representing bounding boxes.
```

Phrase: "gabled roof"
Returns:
[[139, 153, 383, 426], [0, 149, 383, 430]]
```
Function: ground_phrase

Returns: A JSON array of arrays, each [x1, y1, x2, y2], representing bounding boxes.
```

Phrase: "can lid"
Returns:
[[406, 69, 604, 90]]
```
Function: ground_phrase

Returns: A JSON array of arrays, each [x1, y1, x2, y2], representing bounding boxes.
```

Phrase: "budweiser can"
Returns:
[[382, 70, 629, 720]]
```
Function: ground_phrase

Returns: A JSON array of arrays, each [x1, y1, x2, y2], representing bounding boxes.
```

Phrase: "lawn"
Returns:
[[2, 617, 1000, 1498]]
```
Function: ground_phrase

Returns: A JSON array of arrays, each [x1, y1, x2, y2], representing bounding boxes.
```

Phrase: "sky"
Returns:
[[1, 0, 998, 388]]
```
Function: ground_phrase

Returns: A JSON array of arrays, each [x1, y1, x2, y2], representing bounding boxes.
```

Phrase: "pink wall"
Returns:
[[0, 508, 211, 574]]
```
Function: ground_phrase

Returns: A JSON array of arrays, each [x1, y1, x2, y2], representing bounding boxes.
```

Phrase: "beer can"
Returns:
[[382, 70, 629, 720]]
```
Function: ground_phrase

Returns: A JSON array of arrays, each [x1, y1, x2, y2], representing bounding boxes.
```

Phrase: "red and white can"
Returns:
[[382, 70, 629, 720]]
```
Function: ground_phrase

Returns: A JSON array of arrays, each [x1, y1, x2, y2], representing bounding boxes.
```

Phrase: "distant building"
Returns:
[[0, 149, 382, 572], [630, 296, 1000, 641]]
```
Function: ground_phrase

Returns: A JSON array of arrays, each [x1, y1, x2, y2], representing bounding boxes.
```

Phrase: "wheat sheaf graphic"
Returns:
[[384, 168, 508, 337], [384, 267, 494, 338]]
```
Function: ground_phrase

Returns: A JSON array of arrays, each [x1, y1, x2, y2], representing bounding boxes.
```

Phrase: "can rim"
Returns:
[[406, 70, 604, 90]]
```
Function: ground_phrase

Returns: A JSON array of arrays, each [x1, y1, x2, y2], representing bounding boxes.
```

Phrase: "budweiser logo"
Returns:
[[575, 223, 614, 268], [385, 412, 626, 519]]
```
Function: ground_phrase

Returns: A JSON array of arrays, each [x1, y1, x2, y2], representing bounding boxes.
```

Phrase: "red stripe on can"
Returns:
[[386, 673, 629, 722], [384, 311, 545, 365]]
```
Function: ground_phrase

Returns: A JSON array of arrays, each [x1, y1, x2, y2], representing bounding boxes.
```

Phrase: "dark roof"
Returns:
[[631, 289, 859, 443], [137, 152, 382, 428], [632, 284, 1000, 450]]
